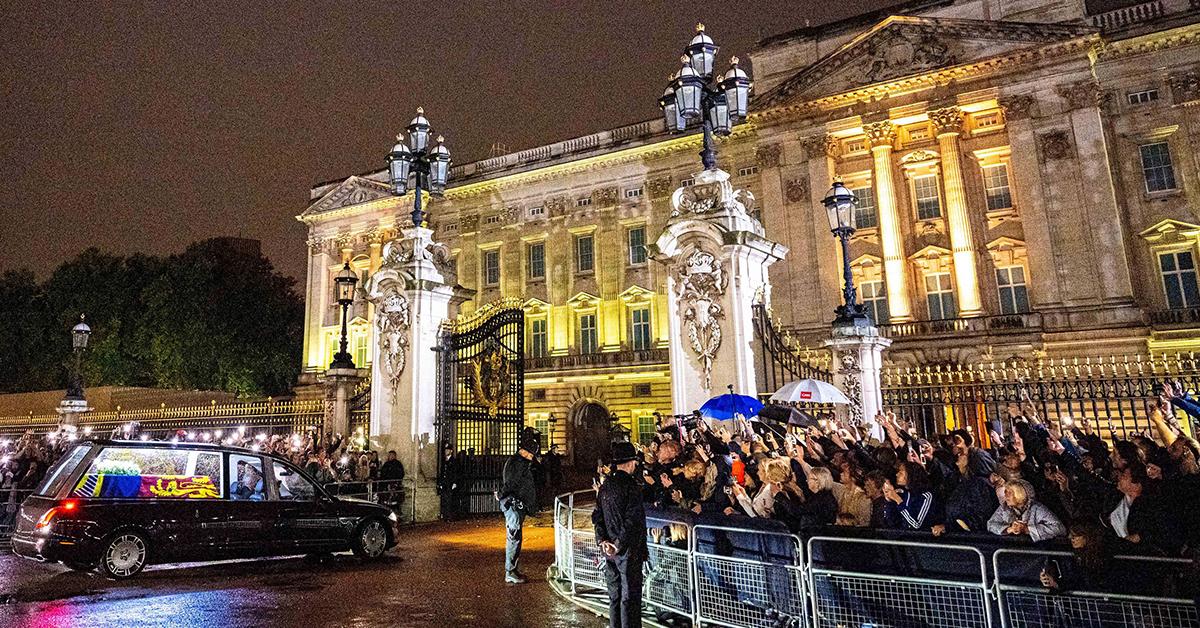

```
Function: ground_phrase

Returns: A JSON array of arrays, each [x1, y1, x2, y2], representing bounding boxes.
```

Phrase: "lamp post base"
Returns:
[[832, 304, 873, 329], [329, 353, 356, 371]]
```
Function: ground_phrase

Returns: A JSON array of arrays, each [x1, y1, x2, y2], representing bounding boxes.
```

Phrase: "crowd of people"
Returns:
[[598, 382, 1200, 596]]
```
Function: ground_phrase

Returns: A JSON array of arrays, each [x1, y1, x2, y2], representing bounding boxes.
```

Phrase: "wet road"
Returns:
[[0, 517, 597, 627]]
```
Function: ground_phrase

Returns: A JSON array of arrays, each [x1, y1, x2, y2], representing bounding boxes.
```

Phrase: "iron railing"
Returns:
[[523, 348, 669, 372], [752, 304, 833, 396]]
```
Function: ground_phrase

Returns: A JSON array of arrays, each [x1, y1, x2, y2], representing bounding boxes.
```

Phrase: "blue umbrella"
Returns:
[[699, 388, 764, 420]]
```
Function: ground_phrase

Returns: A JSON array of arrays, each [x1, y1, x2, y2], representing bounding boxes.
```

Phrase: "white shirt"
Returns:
[[1110, 494, 1133, 538]]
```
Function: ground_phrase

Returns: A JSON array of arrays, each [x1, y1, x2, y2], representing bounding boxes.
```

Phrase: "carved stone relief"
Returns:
[[376, 289, 410, 391], [307, 236, 328, 256], [647, 176, 674, 198], [544, 196, 567, 217], [593, 186, 619, 207], [999, 95, 1035, 121], [459, 214, 479, 232], [1169, 70, 1200, 106], [1039, 131, 1074, 161], [800, 134, 839, 160], [838, 351, 864, 425], [673, 250, 727, 390], [785, 177, 810, 204], [863, 122, 897, 149], [857, 30, 957, 87], [755, 144, 782, 169], [1057, 80, 1103, 110], [928, 107, 963, 136]]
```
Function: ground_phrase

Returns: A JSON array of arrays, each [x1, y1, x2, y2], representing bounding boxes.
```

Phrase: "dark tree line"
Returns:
[[0, 238, 304, 397]]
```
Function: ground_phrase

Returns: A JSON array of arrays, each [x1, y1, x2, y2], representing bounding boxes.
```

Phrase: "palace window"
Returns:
[[904, 124, 930, 143], [913, 174, 942, 220], [860, 280, 889, 325], [738, 165, 759, 177], [637, 414, 656, 446], [983, 164, 1013, 211], [576, 197, 592, 207], [996, 266, 1030, 314], [352, 329, 369, 367], [624, 187, 644, 199], [1140, 143, 1177, 193], [527, 242, 545, 280], [1159, 251, 1200, 309], [972, 111, 1002, 130], [631, 306, 652, 351], [576, 234, 595, 273], [483, 250, 500, 286], [534, 418, 549, 449], [484, 214, 501, 225], [851, 186, 877, 228], [529, 318, 548, 358], [528, 206, 545, 218], [925, 272, 957, 320], [578, 313, 598, 354], [633, 383, 652, 397], [843, 138, 867, 154], [628, 226, 647, 265], [1128, 89, 1159, 105]]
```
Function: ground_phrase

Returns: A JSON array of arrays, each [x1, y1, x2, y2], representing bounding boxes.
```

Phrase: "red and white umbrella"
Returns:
[[769, 379, 851, 405]]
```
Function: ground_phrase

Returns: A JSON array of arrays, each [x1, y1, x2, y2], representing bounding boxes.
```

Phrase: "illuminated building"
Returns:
[[298, 0, 1200, 464]]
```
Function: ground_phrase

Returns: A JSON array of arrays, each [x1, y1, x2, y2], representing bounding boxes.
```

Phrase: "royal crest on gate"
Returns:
[[470, 341, 511, 416]]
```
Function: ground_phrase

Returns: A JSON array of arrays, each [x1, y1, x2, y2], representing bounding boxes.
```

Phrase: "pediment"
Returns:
[[300, 176, 394, 219], [618, 285, 656, 304], [1140, 219, 1200, 244], [758, 16, 1095, 107]]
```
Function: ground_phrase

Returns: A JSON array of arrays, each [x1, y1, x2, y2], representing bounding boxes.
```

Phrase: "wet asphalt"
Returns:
[[0, 517, 597, 627]]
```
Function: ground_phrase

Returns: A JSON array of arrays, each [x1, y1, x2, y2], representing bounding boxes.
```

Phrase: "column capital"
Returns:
[[307, 236, 329, 256], [800, 134, 839, 160], [929, 107, 964, 137], [863, 121, 896, 150], [999, 95, 1035, 121], [1056, 79, 1104, 111]]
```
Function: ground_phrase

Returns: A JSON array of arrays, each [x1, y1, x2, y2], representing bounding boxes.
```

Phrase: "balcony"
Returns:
[[881, 312, 1043, 339], [1087, 0, 1194, 32], [524, 348, 669, 372]]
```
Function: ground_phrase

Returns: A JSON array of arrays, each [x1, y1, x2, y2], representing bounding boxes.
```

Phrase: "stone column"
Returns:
[[650, 168, 788, 414], [302, 236, 333, 369], [56, 398, 90, 430], [825, 325, 892, 440], [930, 106, 983, 317], [864, 121, 912, 322], [323, 367, 361, 436], [365, 226, 470, 522]]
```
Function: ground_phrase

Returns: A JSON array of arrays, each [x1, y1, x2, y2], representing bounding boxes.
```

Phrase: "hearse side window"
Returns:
[[272, 460, 317, 501], [35, 444, 90, 497], [71, 447, 223, 499], [228, 454, 266, 500]]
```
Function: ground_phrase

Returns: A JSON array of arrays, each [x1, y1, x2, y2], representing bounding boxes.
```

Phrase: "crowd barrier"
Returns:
[[548, 492, 1200, 628]]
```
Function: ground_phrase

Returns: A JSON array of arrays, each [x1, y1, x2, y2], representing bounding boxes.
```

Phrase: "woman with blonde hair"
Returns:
[[987, 478, 1066, 542], [773, 466, 839, 532], [731, 457, 791, 518]]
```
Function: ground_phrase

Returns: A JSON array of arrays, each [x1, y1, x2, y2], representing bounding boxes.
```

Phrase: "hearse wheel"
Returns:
[[352, 518, 389, 559], [98, 530, 149, 579]]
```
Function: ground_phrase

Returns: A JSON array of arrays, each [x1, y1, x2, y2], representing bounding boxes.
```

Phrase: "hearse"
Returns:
[[12, 439, 398, 579]]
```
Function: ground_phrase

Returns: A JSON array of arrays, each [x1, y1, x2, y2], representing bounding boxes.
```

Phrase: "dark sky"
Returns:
[[0, 1, 892, 282]]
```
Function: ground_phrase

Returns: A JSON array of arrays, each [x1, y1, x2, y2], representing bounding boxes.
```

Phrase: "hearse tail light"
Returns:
[[35, 500, 80, 532]]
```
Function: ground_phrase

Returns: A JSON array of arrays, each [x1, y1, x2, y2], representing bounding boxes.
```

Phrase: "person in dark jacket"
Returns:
[[499, 433, 539, 584], [378, 450, 405, 507], [593, 441, 647, 628]]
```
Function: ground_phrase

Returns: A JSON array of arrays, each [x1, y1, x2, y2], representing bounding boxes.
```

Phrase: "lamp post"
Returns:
[[64, 314, 91, 401], [386, 107, 452, 228], [330, 262, 359, 370], [659, 23, 752, 170], [823, 180, 872, 328]]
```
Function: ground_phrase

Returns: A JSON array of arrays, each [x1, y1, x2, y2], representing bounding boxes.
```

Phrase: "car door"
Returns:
[[270, 460, 348, 553], [198, 453, 279, 558]]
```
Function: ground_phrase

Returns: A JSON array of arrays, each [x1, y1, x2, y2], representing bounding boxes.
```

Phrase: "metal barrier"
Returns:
[[994, 548, 1199, 628], [808, 536, 993, 628], [0, 488, 33, 550], [549, 494, 1200, 628]]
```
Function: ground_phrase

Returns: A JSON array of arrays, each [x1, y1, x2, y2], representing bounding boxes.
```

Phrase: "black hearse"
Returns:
[[12, 439, 398, 579]]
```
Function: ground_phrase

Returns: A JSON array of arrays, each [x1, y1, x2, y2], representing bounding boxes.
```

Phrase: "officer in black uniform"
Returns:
[[499, 431, 539, 583], [592, 441, 647, 628]]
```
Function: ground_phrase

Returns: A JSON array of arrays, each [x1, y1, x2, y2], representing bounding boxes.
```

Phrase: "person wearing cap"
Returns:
[[499, 432, 540, 584], [593, 441, 647, 628]]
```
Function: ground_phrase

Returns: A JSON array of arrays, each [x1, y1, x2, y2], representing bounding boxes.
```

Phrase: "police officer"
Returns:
[[592, 441, 647, 628], [499, 432, 539, 584]]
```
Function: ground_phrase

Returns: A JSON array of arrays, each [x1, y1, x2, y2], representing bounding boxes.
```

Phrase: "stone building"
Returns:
[[298, 0, 1200, 466]]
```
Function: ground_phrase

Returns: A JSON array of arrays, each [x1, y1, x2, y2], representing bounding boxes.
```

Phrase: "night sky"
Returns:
[[1, 1, 894, 282]]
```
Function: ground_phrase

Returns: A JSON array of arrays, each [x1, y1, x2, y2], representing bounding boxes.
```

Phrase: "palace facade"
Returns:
[[298, 0, 1200, 464]]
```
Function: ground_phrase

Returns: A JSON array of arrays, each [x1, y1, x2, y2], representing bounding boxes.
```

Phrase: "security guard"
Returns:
[[592, 441, 647, 628], [499, 432, 539, 584]]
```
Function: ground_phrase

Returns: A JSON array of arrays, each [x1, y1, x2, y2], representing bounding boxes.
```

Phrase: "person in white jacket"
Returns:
[[987, 479, 1067, 542]]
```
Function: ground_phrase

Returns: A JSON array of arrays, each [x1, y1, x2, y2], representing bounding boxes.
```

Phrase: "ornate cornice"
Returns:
[[1057, 79, 1105, 111], [1094, 24, 1200, 61], [1169, 68, 1200, 107], [799, 134, 839, 160]]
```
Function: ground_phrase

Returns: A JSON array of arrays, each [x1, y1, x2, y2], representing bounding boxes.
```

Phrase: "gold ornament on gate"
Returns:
[[470, 342, 511, 417]]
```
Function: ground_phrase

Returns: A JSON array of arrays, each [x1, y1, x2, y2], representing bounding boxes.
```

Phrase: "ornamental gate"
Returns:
[[435, 299, 524, 515]]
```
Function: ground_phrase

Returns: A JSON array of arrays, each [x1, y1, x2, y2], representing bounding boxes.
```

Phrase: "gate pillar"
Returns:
[[365, 225, 471, 523], [650, 168, 788, 414], [824, 325, 891, 440]]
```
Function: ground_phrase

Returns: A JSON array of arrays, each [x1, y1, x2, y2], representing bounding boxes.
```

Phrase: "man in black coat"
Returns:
[[592, 441, 647, 628], [378, 450, 405, 507], [500, 434, 539, 584]]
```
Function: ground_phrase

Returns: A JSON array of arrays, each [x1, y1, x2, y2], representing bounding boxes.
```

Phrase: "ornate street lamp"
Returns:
[[386, 107, 452, 228], [64, 314, 91, 401], [330, 262, 359, 369], [658, 24, 752, 170], [823, 180, 871, 328]]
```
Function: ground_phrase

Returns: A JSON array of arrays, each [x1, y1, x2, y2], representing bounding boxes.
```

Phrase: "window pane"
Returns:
[[528, 243, 545, 279], [628, 227, 647, 265], [1141, 143, 1177, 192], [983, 164, 1013, 211], [914, 175, 942, 219], [1013, 285, 1030, 313], [229, 454, 266, 500], [530, 319, 548, 357], [579, 314, 597, 354], [36, 445, 90, 497], [272, 460, 316, 501], [1178, 251, 1195, 270], [73, 447, 223, 499], [852, 187, 877, 228], [484, 250, 500, 285], [1160, 253, 1177, 272], [1183, 272, 1200, 308], [577, 235, 594, 272], [631, 307, 651, 350], [1165, 273, 1185, 309]]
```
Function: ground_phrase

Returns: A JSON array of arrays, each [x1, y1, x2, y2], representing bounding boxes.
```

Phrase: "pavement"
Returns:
[[0, 516, 598, 628]]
